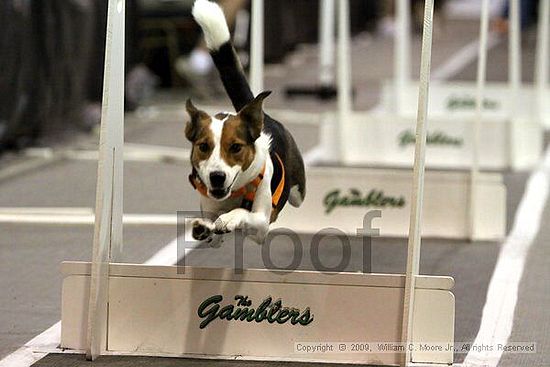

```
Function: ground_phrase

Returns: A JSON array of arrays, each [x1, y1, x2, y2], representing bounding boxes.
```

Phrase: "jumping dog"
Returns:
[[187, 0, 306, 243]]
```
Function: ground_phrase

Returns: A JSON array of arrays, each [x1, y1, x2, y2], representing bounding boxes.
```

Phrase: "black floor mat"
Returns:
[[31, 354, 381, 367]]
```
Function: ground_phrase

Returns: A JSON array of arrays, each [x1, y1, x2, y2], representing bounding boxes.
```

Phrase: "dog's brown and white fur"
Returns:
[[187, 0, 306, 243]]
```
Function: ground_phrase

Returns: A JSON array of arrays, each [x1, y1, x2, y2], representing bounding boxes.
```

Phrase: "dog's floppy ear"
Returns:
[[238, 91, 271, 141], [185, 98, 208, 142]]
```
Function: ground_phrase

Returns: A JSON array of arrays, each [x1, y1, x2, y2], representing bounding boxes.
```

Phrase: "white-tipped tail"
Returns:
[[192, 0, 230, 50], [289, 185, 304, 207]]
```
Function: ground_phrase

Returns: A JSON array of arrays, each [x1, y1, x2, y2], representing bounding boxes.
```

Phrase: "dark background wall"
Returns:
[[0, 0, 382, 152]]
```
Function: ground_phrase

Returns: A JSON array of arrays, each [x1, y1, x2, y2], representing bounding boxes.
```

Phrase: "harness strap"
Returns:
[[271, 153, 285, 209]]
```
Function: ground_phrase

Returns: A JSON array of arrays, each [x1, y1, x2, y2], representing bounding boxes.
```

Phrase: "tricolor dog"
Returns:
[[187, 0, 306, 243]]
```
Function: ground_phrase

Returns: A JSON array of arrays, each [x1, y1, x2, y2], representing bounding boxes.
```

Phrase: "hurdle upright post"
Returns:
[[319, 0, 336, 89], [336, 0, 352, 163], [535, 0, 550, 126], [469, 0, 490, 241], [508, 0, 521, 167], [250, 0, 264, 95], [401, 0, 434, 365], [86, 0, 125, 360], [395, 0, 411, 113]]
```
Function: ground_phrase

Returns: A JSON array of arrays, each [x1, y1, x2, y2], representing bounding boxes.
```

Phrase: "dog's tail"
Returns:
[[192, 0, 254, 111]]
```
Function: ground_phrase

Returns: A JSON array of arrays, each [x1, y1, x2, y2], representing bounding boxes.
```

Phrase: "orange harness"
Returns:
[[189, 153, 285, 211]]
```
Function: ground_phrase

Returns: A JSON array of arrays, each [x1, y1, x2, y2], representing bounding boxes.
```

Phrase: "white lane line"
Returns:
[[0, 322, 61, 367], [0, 158, 61, 183], [445, 0, 506, 20], [23, 146, 191, 163], [432, 33, 500, 81], [0, 207, 93, 215], [463, 145, 550, 367], [0, 212, 177, 226], [145, 229, 202, 266], [136, 104, 322, 126], [0, 231, 192, 367]]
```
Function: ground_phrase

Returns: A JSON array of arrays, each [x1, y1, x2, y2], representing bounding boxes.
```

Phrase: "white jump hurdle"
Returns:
[[379, 81, 544, 170], [246, 0, 507, 240], [61, 262, 455, 365], [247, 0, 546, 170], [274, 166, 505, 240], [60, 1, 455, 366], [380, 0, 549, 170]]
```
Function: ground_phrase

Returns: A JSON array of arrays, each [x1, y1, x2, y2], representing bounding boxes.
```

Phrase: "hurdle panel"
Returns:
[[381, 81, 550, 126], [61, 262, 454, 365], [278, 104, 540, 170], [344, 111, 541, 170], [274, 166, 506, 241]]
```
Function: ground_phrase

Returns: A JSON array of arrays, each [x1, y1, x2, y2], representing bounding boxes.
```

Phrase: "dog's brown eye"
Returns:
[[229, 143, 242, 154], [198, 143, 210, 153]]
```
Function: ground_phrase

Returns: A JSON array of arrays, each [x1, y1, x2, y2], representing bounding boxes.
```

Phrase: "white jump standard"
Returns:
[[60, 0, 455, 366]]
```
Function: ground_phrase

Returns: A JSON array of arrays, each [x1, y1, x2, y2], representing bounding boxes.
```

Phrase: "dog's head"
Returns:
[[185, 91, 271, 200]]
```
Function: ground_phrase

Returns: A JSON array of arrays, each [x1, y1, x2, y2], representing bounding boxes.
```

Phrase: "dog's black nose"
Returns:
[[209, 171, 226, 188]]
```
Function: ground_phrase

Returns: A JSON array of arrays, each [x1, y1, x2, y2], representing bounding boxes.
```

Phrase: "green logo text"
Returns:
[[446, 94, 499, 111], [398, 129, 463, 148], [197, 295, 314, 329], [324, 189, 406, 214]]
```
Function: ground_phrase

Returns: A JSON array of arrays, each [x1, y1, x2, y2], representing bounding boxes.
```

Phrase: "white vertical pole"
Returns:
[[401, 0, 434, 365], [509, 0, 521, 167], [319, 0, 335, 87], [250, 0, 264, 95], [469, 0, 490, 241], [336, 0, 352, 163], [509, 0, 522, 117], [86, 0, 125, 360], [535, 0, 550, 126], [395, 0, 411, 113]]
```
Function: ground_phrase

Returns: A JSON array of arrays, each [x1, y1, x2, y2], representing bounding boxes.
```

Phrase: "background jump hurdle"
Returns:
[[274, 166, 505, 241], [381, 0, 549, 170], [246, 0, 508, 240]]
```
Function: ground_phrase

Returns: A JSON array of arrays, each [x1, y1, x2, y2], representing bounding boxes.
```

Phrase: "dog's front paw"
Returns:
[[214, 209, 248, 234], [192, 218, 214, 241]]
